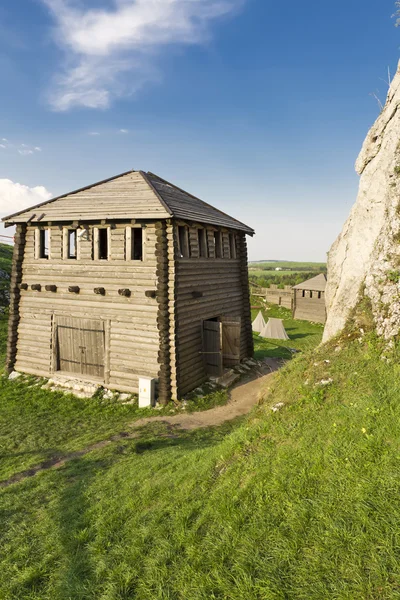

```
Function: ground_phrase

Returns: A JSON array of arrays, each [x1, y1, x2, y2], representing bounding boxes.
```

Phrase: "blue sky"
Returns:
[[0, 0, 399, 261]]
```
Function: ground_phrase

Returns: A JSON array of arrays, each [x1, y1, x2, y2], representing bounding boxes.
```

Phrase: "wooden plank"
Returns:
[[55, 316, 105, 379], [202, 320, 222, 377], [221, 318, 241, 365]]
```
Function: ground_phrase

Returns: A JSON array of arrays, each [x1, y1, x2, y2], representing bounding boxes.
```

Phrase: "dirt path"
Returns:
[[0, 359, 280, 489], [131, 358, 280, 431]]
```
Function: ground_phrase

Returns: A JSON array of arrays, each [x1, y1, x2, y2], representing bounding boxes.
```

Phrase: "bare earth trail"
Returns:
[[0, 359, 280, 489]]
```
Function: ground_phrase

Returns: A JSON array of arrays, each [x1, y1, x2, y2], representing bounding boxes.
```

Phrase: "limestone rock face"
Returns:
[[324, 63, 400, 342]]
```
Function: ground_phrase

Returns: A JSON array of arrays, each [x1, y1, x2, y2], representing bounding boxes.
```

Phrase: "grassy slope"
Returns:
[[0, 303, 315, 480], [2, 302, 400, 598]]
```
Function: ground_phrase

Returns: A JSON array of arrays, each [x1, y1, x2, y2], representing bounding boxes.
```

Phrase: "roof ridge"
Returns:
[[139, 171, 173, 216], [3, 169, 137, 223], [146, 172, 254, 235]]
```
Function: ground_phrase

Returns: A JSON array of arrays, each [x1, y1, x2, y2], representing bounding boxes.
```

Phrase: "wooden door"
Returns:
[[56, 317, 105, 380], [221, 317, 241, 367], [202, 320, 223, 377]]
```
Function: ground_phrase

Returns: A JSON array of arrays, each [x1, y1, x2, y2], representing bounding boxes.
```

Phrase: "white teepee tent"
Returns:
[[252, 310, 266, 333], [260, 318, 290, 340]]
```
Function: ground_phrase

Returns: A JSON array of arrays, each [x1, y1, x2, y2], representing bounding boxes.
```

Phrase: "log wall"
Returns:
[[12, 219, 254, 400], [6, 224, 26, 373], [173, 227, 253, 397], [251, 284, 293, 309], [293, 290, 326, 324], [155, 221, 172, 404], [14, 223, 160, 393]]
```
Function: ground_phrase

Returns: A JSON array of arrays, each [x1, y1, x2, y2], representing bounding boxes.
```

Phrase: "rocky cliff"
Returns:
[[324, 63, 400, 342]]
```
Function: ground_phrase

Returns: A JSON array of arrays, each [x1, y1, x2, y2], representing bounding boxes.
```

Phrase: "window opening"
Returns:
[[98, 228, 109, 260], [68, 230, 77, 259], [39, 229, 49, 259], [178, 226, 189, 258], [132, 228, 143, 261]]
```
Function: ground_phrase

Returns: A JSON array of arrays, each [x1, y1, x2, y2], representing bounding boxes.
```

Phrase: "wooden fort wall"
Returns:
[[265, 285, 293, 309], [251, 283, 293, 309], [10, 219, 254, 400], [13, 222, 160, 393], [293, 289, 326, 324], [171, 225, 253, 398]]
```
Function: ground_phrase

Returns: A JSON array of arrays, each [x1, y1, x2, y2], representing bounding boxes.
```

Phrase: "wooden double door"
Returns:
[[55, 316, 105, 380], [202, 317, 241, 377]]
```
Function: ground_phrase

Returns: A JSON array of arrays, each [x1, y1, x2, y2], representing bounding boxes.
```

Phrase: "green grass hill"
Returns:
[[1, 298, 400, 598]]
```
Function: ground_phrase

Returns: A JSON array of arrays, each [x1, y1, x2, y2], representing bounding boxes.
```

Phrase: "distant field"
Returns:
[[249, 269, 302, 278], [249, 260, 326, 287], [249, 260, 326, 271]]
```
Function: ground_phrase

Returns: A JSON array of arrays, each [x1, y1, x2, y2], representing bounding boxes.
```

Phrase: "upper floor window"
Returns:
[[93, 227, 110, 261], [62, 228, 78, 260], [36, 228, 50, 260], [132, 228, 143, 261], [67, 230, 77, 259], [126, 227, 143, 261], [98, 228, 108, 260], [177, 226, 190, 258]]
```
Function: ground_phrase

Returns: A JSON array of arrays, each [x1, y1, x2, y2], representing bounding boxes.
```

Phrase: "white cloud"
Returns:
[[0, 139, 43, 156], [88, 131, 100, 135], [40, 0, 244, 111], [119, 128, 128, 133], [0, 179, 52, 218]]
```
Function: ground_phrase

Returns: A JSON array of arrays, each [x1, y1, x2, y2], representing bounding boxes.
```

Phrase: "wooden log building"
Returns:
[[3, 170, 255, 403], [292, 273, 327, 324]]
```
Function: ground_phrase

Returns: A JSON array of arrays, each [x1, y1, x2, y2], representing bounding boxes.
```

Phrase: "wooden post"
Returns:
[[93, 227, 99, 261], [104, 319, 111, 386], [155, 221, 172, 404], [34, 228, 40, 260], [166, 222, 179, 402], [237, 233, 254, 359], [6, 224, 26, 374], [62, 228, 68, 260], [125, 226, 132, 261]]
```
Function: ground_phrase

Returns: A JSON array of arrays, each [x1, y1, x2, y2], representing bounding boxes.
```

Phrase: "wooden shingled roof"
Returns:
[[293, 273, 327, 292], [3, 170, 254, 235]]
